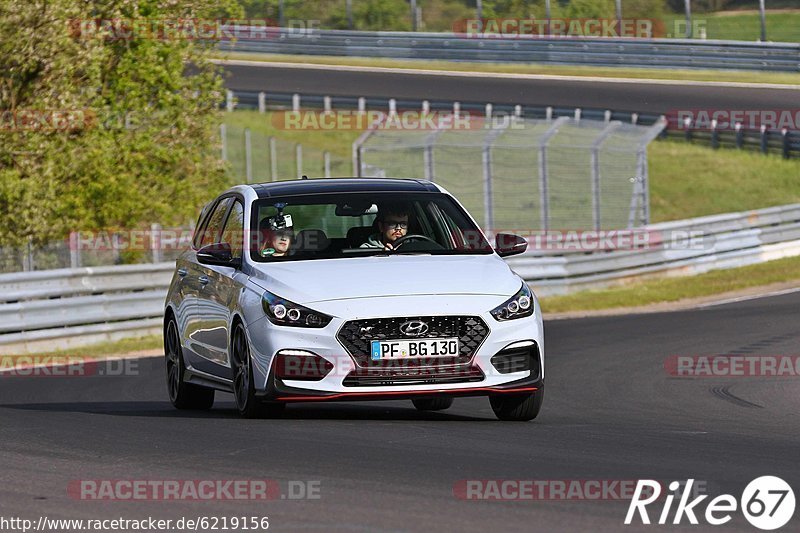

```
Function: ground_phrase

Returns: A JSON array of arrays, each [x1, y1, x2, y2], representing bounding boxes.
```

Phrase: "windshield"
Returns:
[[250, 192, 493, 262]]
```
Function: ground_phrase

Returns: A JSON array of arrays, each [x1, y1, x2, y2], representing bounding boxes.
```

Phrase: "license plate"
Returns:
[[370, 338, 460, 360]]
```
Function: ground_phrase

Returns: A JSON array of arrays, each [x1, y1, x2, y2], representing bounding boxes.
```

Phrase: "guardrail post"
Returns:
[[324, 151, 331, 177], [292, 93, 300, 112], [760, 125, 769, 154], [245, 128, 253, 183], [604, 110, 611, 123], [710, 119, 719, 150], [269, 136, 278, 181], [295, 143, 303, 179], [323, 95, 332, 114], [514, 105, 522, 118], [574, 108, 582, 124], [422, 100, 430, 114], [70, 232, 81, 269], [453, 102, 461, 119], [631, 113, 639, 125], [258, 92, 266, 113], [684, 117, 692, 142], [546, 106, 553, 122], [485, 103, 493, 121], [225, 90, 234, 112], [358, 97, 366, 114], [782, 128, 790, 159], [389, 98, 397, 117], [735, 123, 744, 149]]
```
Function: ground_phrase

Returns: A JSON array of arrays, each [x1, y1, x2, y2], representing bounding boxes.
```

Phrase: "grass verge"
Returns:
[[215, 52, 800, 86], [539, 254, 800, 313], [3, 335, 163, 362]]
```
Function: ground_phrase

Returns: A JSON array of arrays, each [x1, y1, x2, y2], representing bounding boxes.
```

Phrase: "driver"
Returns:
[[360, 203, 409, 251]]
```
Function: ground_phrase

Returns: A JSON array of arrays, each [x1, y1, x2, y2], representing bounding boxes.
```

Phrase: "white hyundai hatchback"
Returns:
[[164, 178, 544, 421]]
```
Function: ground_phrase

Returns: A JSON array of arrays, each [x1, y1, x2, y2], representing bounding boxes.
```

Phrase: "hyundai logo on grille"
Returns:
[[399, 320, 429, 337]]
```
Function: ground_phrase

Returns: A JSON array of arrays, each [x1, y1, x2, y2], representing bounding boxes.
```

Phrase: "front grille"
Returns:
[[336, 315, 490, 369], [342, 365, 485, 387]]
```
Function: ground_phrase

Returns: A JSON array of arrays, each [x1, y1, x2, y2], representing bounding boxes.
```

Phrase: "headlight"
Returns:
[[491, 283, 534, 321], [261, 291, 332, 328]]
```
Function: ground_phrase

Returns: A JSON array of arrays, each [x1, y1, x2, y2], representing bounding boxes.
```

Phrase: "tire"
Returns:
[[165, 317, 214, 410], [489, 387, 544, 421], [231, 323, 285, 419], [412, 397, 454, 411]]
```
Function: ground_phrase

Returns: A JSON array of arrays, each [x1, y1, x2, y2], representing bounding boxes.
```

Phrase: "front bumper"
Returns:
[[246, 295, 544, 401]]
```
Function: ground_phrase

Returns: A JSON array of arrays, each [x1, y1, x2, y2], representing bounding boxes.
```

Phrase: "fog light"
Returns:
[[274, 350, 334, 381]]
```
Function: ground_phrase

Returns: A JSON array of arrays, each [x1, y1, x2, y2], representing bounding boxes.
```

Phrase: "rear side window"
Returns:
[[220, 200, 245, 259], [198, 198, 233, 248]]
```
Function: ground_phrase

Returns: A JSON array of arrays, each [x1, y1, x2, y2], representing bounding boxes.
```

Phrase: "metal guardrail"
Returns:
[[219, 29, 800, 72], [1, 203, 799, 353]]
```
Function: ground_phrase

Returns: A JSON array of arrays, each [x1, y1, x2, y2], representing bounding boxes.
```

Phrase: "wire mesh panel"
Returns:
[[356, 115, 665, 230]]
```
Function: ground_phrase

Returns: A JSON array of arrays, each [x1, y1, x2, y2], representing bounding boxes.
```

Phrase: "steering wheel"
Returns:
[[391, 234, 440, 250]]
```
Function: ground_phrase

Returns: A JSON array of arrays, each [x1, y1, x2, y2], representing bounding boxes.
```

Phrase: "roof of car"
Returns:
[[250, 177, 439, 198]]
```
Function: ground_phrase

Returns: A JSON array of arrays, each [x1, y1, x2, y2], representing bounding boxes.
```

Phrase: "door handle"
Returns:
[[198, 275, 210, 285], [177, 268, 188, 277]]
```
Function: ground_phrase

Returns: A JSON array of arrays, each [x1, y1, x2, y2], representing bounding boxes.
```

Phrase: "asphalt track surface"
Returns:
[[222, 63, 800, 114], [1, 290, 799, 531]]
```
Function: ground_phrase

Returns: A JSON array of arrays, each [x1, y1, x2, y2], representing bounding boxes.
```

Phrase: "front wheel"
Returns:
[[489, 387, 544, 421], [165, 317, 214, 410], [231, 323, 284, 419]]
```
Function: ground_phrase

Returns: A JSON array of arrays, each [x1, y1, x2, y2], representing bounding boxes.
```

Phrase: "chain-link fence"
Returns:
[[220, 124, 352, 183], [355, 115, 666, 231]]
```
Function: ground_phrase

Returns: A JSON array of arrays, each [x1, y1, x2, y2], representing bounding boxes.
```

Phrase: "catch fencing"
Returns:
[[355, 114, 666, 230]]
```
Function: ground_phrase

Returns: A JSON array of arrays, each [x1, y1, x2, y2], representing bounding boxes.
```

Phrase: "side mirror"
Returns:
[[495, 233, 528, 257], [197, 242, 240, 268]]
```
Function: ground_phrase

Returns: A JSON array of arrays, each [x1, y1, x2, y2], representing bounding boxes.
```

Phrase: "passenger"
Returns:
[[360, 203, 410, 250], [260, 215, 293, 257]]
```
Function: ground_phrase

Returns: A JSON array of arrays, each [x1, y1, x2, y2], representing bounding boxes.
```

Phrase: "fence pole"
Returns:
[[269, 136, 278, 181], [220, 124, 227, 161], [411, 0, 418, 31], [684, 0, 693, 38], [346, 0, 353, 29], [151, 223, 162, 263], [590, 122, 622, 231], [537, 116, 569, 231], [295, 143, 303, 179], [324, 151, 331, 177], [226, 90, 234, 112], [759, 0, 767, 42], [245, 128, 253, 183]]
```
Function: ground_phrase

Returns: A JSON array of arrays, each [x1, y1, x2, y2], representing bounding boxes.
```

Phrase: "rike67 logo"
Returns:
[[625, 477, 795, 530]]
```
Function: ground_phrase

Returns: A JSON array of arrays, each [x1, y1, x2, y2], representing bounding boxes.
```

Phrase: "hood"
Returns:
[[247, 254, 521, 305]]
